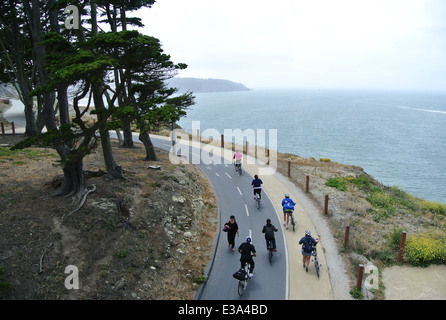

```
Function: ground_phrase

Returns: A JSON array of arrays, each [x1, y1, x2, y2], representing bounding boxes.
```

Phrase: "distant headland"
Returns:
[[167, 77, 251, 93]]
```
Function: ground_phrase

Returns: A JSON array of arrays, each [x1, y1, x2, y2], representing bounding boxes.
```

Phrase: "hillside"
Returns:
[[167, 77, 251, 93], [0, 136, 217, 299]]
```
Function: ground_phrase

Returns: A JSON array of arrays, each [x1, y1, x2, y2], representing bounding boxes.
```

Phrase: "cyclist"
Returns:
[[233, 150, 242, 171], [262, 218, 278, 251], [281, 194, 296, 230], [238, 236, 256, 277], [299, 229, 319, 272], [251, 174, 263, 201]]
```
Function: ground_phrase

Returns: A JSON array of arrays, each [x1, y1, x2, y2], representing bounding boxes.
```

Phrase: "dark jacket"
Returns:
[[262, 223, 278, 240], [299, 235, 318, 253], [238, 242, 256, 259]]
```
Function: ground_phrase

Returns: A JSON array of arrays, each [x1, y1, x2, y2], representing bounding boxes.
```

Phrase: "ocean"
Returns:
[[178, 89, 446, 203]]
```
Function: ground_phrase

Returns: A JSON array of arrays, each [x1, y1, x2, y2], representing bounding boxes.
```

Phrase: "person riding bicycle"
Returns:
[[299, 229, 319, 272], [238, 236, 256, 277], [233, 150, 242, 170], [251, 175, 263, 201], [281, 194, 296, 230], [262, 218, 278, 251]]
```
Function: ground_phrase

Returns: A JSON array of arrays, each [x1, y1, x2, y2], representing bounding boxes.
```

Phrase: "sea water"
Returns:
[[178, 89, 446, 203]]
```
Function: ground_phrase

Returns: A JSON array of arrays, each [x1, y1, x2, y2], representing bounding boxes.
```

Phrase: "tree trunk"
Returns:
[[122, 120, 134, 148], [139, 122, 158, 161], [92, 83, 124, 179], [54, 157, 87, 198]]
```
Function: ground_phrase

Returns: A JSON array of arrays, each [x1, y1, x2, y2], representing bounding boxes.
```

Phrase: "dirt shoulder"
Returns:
[[0, 134, 217, 299]]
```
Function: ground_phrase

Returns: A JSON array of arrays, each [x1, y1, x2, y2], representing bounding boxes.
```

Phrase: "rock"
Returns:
[[184, 231, 193, 238], [112, 278, 125, 291], [172, 195, 186, 203]]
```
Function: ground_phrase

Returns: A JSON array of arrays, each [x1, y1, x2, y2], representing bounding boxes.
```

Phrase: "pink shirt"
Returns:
[[233, 152, 242, 161]]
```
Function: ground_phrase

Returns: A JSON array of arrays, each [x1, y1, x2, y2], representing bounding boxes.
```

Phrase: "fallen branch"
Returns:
[[65, 184, 97, 218], [39, 243, 53, 274]]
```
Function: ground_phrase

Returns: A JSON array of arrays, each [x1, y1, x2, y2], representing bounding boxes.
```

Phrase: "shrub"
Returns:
[[325, 178, 347, 192], [404, 232, 446, 267]]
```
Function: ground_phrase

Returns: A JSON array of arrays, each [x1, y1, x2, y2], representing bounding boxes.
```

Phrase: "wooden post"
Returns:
[[287, 160, 291, 177], [344, 225, 350, 248], [11, 122, 15, 135], [306, 175, 309, 193], [196, 129, 200, 142], [221, 134, 224, 148], [245, 141, 248, 155], [398, 231, 407, 262], [323, 195, 329, 215], [1, 122, 4, 136], [356, 264, 364, 289]]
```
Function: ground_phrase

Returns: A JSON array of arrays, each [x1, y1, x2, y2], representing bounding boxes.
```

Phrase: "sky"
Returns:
[[137, 0, 446, 91]]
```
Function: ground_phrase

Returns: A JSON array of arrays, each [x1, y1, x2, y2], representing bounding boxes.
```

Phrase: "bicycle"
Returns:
[[290, 212, 296, 232], [234, 161, 242, 176], [254, 193, 261, 210], [267, 240, 274, 264], [237, 261, 251, 296], [311, 247, 321, 278]]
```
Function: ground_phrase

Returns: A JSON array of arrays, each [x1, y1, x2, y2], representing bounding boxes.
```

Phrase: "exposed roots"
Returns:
[[63, 184, 97, 219]]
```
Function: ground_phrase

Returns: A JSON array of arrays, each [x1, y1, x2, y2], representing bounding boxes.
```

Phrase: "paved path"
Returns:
[[151, 134, 351, 299]]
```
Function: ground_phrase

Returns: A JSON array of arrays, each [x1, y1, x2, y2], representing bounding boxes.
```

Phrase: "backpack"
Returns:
[[233, 268, 247, 280], [283, 198, 294, 210], [264, 225, 275, 240], [303, 237, 314, 253]]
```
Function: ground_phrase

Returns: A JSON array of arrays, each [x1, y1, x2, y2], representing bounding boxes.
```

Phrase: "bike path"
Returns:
[[192, 139, 334, 300], [149, 135, 287, 300]]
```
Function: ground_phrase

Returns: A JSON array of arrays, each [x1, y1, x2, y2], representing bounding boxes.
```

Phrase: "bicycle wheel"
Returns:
[[238, 280, 245, 296], [313, 253, 320, 277], [267, 241, 273, 263]]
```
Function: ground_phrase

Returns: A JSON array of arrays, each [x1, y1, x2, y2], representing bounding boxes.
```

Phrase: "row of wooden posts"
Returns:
[[0, 121, 16, 136], [206, 132, 410, 292], [195, 131, 333, 216]]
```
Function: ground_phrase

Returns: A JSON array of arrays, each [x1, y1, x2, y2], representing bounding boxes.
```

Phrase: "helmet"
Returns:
[[305, 229, 311, 236], [246, 236, 252, 243], [285, 194, 290, 198], [266, 218, 271, 224]]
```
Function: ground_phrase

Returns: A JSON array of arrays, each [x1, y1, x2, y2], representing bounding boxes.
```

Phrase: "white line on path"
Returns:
[[245, 204, 249, 217], [225, 172, 232, 179], [237, 187, 242, 196], [215, 172, 220, 177]]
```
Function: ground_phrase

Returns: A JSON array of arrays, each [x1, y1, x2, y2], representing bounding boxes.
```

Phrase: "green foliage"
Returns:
[[390, 227, 406, 250], [325, 178, 347, 192], [325, 175, 373, 193], [404, 232, 446, 267], [193, 275, 207, 284], [349, 286, 363, 299], [115, 248, 128, 259]]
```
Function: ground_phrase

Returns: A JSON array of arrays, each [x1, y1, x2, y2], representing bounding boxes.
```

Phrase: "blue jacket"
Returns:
[[251, 178, 263, 189], [281, 197, 295, 211]]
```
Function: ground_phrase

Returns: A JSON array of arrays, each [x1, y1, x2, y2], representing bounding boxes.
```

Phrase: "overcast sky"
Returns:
[[139, 0, 446, 91]]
